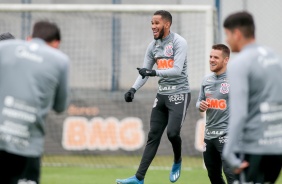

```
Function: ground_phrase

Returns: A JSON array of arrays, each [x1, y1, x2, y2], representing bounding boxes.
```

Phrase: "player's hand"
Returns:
[[137, 68, 156, 79], [199, 100, 209, 112], [124, 88, 136, 102], [233, 161, 249, 174]]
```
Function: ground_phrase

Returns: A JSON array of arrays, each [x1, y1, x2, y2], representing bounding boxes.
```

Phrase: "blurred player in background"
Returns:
[[0, 21, 69, 184], [223, 11, 282, 183], [116, 10, 191, 184], [196, 44, 235, 184], [0, 32, 15, 40]]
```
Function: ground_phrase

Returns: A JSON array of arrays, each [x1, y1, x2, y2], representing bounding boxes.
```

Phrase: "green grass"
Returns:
[[41, 156, 282, 184], [41, 166, 282, 184], [41, 167, 209, 184]]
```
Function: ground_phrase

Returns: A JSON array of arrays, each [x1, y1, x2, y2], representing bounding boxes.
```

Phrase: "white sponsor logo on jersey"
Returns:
[[159, 85, 176, 92], [168, 94, 184, 105], [220, 83, 230, 94], [219, 135, 228, 144], [206, 129, 224, 135], [18, 179, 37, 184], [16, 46, 43, 63], [164, 42, 173, 57]]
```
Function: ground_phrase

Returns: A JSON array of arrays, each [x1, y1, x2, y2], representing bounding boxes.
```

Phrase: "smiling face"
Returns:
[[209, 49, 228, 74], [151, 15, 170, 40]]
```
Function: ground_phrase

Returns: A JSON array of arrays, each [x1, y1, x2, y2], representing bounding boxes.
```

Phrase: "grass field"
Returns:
[[41, 156, 282, 184], [42, 167, 209, 184]]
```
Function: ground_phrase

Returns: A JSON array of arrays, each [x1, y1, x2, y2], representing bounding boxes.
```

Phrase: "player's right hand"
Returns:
[[124, 88, 136, 102], [199, 100, 209, 112]]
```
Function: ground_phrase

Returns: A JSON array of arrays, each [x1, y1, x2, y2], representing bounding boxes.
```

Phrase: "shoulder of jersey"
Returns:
[[173, 33, 186, 43], [43, 44, 69, 62], [204, 73, 215, 82]]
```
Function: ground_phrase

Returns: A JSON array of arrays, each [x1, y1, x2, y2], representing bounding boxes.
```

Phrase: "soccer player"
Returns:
[[222, 11, 282, 183], [116, 10, 191, 184], [0, 32, 15, 40], [196, 44, 235, 184], [0, 21, 69, 184]]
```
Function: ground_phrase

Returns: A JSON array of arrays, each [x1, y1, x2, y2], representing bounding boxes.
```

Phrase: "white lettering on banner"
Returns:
[[62, 117, 145, 151]]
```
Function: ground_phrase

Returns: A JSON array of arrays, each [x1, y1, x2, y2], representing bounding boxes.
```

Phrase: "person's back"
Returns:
[[222, 11, 282, 184], [229, 44, 282, 153], [0, 38, 68, 156], [0, 21, 69, 184]]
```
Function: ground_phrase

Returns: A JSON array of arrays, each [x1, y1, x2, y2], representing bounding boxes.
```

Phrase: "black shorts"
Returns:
[[236, 154, 282, 184], [203, 135, 235, 184], [0, 150, 41, 184]]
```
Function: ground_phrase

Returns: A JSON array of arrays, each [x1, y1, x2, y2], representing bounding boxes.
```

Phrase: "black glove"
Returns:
[[124, 88, 136, 102], [137, 68, 156, 79]]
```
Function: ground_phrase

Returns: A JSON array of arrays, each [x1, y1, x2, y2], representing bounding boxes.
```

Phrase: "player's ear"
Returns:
[[165, 21, 170, 29], [224, 57, 229, 64], [47, 40, 60, 49], [233, 28, 242, 41], [26, 36, 32, 41]]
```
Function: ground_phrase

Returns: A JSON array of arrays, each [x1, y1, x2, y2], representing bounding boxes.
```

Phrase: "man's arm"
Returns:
[[132, 42, 155, 91], [196, 79, 207, 112], [223, 58, 249, 169], [53, 58, 69, 113], [156, 36, 187, 77]]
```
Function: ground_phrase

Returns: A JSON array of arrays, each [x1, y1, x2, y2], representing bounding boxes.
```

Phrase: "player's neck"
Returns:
[[239, 38, 255, 51], [162, 31, 171, 40], [215, 69, 226, 76]]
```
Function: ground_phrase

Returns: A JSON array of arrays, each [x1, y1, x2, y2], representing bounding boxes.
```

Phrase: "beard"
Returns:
[[154, 26, 165, 40], [210, 63, 224, 73]]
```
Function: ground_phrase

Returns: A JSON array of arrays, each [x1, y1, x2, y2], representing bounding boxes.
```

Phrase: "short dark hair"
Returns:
[[223, 11, 255, 38], [154, 10, 172, 25], [32, 21, 61, 42], [0, 32, 15, 41], [212, 44, 230, 58]]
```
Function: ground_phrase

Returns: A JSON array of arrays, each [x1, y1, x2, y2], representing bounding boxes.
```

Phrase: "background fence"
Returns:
[[0, 0, 282, 173], [0, 4, 217, 168]]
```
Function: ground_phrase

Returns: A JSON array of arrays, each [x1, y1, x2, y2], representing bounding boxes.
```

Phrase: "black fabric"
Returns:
[[0, 150, 41, 184], [203, 136, 235, 184], [135, 93, 191, 180], [137, 68, 156, 79], [0, 32, 15, 41], [124, 88, 136, 102], [236, 154, 282, 184]]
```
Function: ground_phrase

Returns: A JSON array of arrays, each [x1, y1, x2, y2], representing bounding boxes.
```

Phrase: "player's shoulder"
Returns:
[[202, 73, 215, 84], [37, 41, 69, 64], [230, 43, 263, 68], [48, 47, 69, 63], [148, 40, 155, 47], [0, 39, 25, 49], [172, 32, 187, 44]]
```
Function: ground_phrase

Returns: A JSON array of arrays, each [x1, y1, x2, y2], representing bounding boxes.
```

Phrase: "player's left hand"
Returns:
[[137, 68, 156, 79], [233, 161, 249, 174]]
